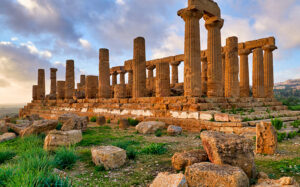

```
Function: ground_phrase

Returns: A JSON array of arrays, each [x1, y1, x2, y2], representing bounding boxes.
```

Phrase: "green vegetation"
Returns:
[[0, 151, 16, 164], [291, 120, 300, 128], [249, 108, 255, 113], [271, 118, 283, 130], [287, 131, 298, 139], [277, 132, 287, 142], [56, 122, 63, 130], [154, 129, 162, 137], [90, 116, 97, 122], [53, 147, 78, 170], [242, 117, 252, 122], [128, 118, 139, 126], [140, 143, 167, 155], [106, 119, 111, 124]]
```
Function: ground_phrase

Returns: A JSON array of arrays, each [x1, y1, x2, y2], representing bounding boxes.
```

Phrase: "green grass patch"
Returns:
[[128, 118, 139, 126], [53, 147, 78, 170], [56, 122, 63, 130], [155, 129, 162, 137], [291, 120, 300, 128], [90, 116, 97, 122], [0, 151, 16, 164], [141, 143, 167, 155], [271, 118, 283, 130], [277, 132, 287, 142]]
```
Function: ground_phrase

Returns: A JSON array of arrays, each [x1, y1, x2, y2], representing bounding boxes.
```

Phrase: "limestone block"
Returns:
[[65, 60, 75, 99], [119, 119, 129, 130], [199, 111, 215, 121], [135, 121, 165, 134], [214, 113, 229, 122], [200, 131, 256, 179], [91, 146, 126, 170], [61, 117, 88, 132], [256, 122, 277, 155], [96, 116, 106, 126], [185, 162, 249, 187], [20, 120, 58, 137], [0, 121, 8, 133], [172, 149, 208, 171], [0, 133, 17, 143], [44, 130, 82, 151], [167, 125, 182, 136], [255, 176, 299, 187], [150, 172, 188, 187]]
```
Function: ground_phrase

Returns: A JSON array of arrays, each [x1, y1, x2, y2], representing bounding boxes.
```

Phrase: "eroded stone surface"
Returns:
[[44, 130, 82, 150], [61, 116, 88, 132], [150, 172, 188, 187], [136, 121, 165, 134], [256, 122, 277, 155], [167, 125, 182, 136], [172, 149, 208, 171], [0, 133, 16, 143], [20, 120, 58, 137]]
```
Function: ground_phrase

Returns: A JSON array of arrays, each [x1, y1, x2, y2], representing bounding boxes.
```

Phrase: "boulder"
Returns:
[[200, 131, 256, 179], [20, 120, 58, 137], [0, 121, 8, 133], [150, 172, 188, 187], [135, 121, 165, 134], [185, 162, 249, 187], [58, 113, 78, 123], [91, 146, 126, 170], [7, 122, 32, 134], [44, 130, 82, 150], [0, 133, 17, 143], [172, 149, 208, 171], [256, 122, 277, 155], [167, 125, 182, 136], [61, 116, 88, 132], [96, 116, 106, 126], [119, 119, 129, 130], [255, 176, 299, 187]]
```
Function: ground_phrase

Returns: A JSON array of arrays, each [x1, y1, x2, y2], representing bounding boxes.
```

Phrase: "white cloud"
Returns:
[[20, 41, 52, 59], [116, 0, 125, 5], [11, 37, 18, 41], [79, 38, 91, 49]]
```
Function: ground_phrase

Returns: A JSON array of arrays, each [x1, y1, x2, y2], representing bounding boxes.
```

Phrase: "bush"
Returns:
[[287, 131, 297, 139], [53, 147, 78, 170], [56, 122, 63, 130], [106, 119, 111, 124], [155, 129, 162, 137], [0, 151, 16, 164], [90, 116, 97, 122], [271, 118, 283, 130], [291, 120, 300, 128], [95, 165, 106, 172], [141, 143, 167, 155], [126, 147, 137, 160], [277, 132, 287, 142], [128, 118, 139, 126]]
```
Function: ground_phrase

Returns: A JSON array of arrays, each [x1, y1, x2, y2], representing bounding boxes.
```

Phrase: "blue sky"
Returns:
[[0, 0, 299, 104]]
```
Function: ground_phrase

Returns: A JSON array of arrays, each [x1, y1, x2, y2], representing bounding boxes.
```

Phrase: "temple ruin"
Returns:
[[20, 0, 289, 134]]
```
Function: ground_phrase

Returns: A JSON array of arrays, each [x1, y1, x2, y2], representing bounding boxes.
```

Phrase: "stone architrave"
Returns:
[[263, 45, 277, 98], [252, 48, 265, 98], [239, 49, 251, 97], [171, 61, 181, 84], [178, 7, 203, 97], [201, 56, 208, 96], [50, 68, 57, 95], [37, 69, 45, 100], [32, 85, 38, 100], [65, 60, 75, 99], [205, 16, 224, 97], [57, 81, 65, 99], [156, 62, 170, 97], [132, 37, 146, 98], [224, 36, 239, 98], [99, 49, 111, 98], [85, 75, 98, 99]]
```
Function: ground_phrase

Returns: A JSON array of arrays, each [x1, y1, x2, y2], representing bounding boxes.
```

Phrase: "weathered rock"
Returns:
[[256, 122, 277, 155], [0, 121, 8, 133], [150, 172, 188, 187], [91, 146, 126, 170], [185, 162, 249, 187], [135, 121, 165, 134], [96, 116, 106, 126], [44, 130, 82, 150], [255, 176, 299, 187], [200, 131, 256, 179], [119, 119, 129, 130], [28, 114, 40, 121], [20, 120, 58, 137], [167, 125, 182, 136], [7, 122, 32, 134], [16, 120, 31, 124], [0, 133, 17, 143], [61, 116, 88, 132], [58, 113, 78, 123], [172, 149, 208, 171]]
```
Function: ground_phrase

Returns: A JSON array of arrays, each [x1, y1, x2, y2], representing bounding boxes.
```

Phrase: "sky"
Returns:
[[0, 0, 299, 104]]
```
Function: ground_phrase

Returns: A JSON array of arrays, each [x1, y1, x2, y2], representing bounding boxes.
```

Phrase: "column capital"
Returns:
[[177, 6, 203, 21], [262, 45, 277, 52], [50, 68, 57, 72], [111, 71, 118, 76], [204, 16, 224, 29], [201, 56, 207, 62], [238, 49, 252, 56], [170, 61, 181, 66], [147, 65, 156, 71]]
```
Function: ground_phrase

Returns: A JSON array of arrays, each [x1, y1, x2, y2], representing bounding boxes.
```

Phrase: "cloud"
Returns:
[[79, 38, 91, 49]]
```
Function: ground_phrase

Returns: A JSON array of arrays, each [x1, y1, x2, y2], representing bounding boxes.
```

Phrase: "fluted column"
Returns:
[[32, 85, 38, 100], [224, 37, 239, 98], [65, 60, 75, 99], [156, 62, 170, 97], [263, 45, 277, 98], [80, 75, 86, 86], [147, 65, 155, 78], [171, 61, 181, 84], [239, 49, 251, 97], [132, 37, 146, 98], [178, 7, 203, 97], [128, 70, 133, 85], [120, 71, 125, 85], [112, 72, 117, 86], [85, 75, 98, 99], [252, 48, 265, 98], [201, 56, 208, 96], [221, 51, 225, 96], [99, 48, 111, 98], [205, 16, 224, 97], [57, 81, 65, 99], [37, 69, 45, 100], [50, 68, 57, 95]]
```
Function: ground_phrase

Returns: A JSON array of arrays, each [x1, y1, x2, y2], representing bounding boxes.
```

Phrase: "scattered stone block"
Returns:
[[150, 172, 188, 187], [135, 121, 165, 134], [255, 176, 299, 187], [0, 121, 8, 133], [96, 116, 106, 126], [58, 113, 78, 123], [214, 113, 229, 122], [185, 162, 249, 187], [6, 122, 32, 134], [167, 125, 182, 136], [172, 149, 208, 171], [91, 146, 126, 170], [256, 122, 277, 155], [199, 111, 215, 121], [119, 119, 129, 130], [0, 133, 17, 143], [61, 116, 88, 132], [20, 120, 58, 137], [44, 130, 82, 150], [28, 114, 40, 121], [200, 131, 256, 179]]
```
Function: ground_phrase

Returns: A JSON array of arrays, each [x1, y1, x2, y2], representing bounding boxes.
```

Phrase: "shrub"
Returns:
[[242, 117, 252, 122], [0, 151, 16, 164], [95, 165, 106, 172], [128, 118, 139, 126], [291, 120, 300, 128], [277, 132, 287, 142], [56, 122, 63, 130], [287, 131, 297, 139], [53, 147, 78, 170], [141, 143, 167, 155], [126, 147, 137, 160], [249, 108, 255, 113], [90, 116, 97, 122], [155, 129, 162, 137], [271, 118, 283, 130], [106, 119, 111, 124]]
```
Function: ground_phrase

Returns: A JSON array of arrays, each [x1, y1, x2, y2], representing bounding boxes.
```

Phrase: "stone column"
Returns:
[[57, 81, 65, 99], [120, 71, 125, 85], [252, 48, 265, 98], [128, 70, 133, 85], [85, 75, 98, 99], [147, 65, 155, 79], [112, 72, 117, 86], [80, 75, 86, 86], [37, 69, 45, 100], [239, 49, 252, 97], [263, 45, 277, 98], [171, 61, 181, 84], [178, 7, 203, 97], [65, 60, 75, 99], [224, 37, 240, 98], [99, 48, 111, 98], [132, 37, 146, 98], [32, 85, 38, 100], [205, 16, 224, 97], [156, 62, 170, 97], [146, 65, 155, 93], [201, 56, 208, 96], [221, 51, 225, 96], [50, 68, 57, 95]]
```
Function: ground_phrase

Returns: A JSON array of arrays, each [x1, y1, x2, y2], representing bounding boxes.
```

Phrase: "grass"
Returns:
[[0, 151, 16, 164], [56, 122, 63, 130], [140, 143, 167, 155], [90, 116, 97, 122], [155, 129, 162, 137], [128, 118, 139, 126], [271, 118, 283, 130], [53, 147, 78, 170], [291, 120, 300, 128]]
